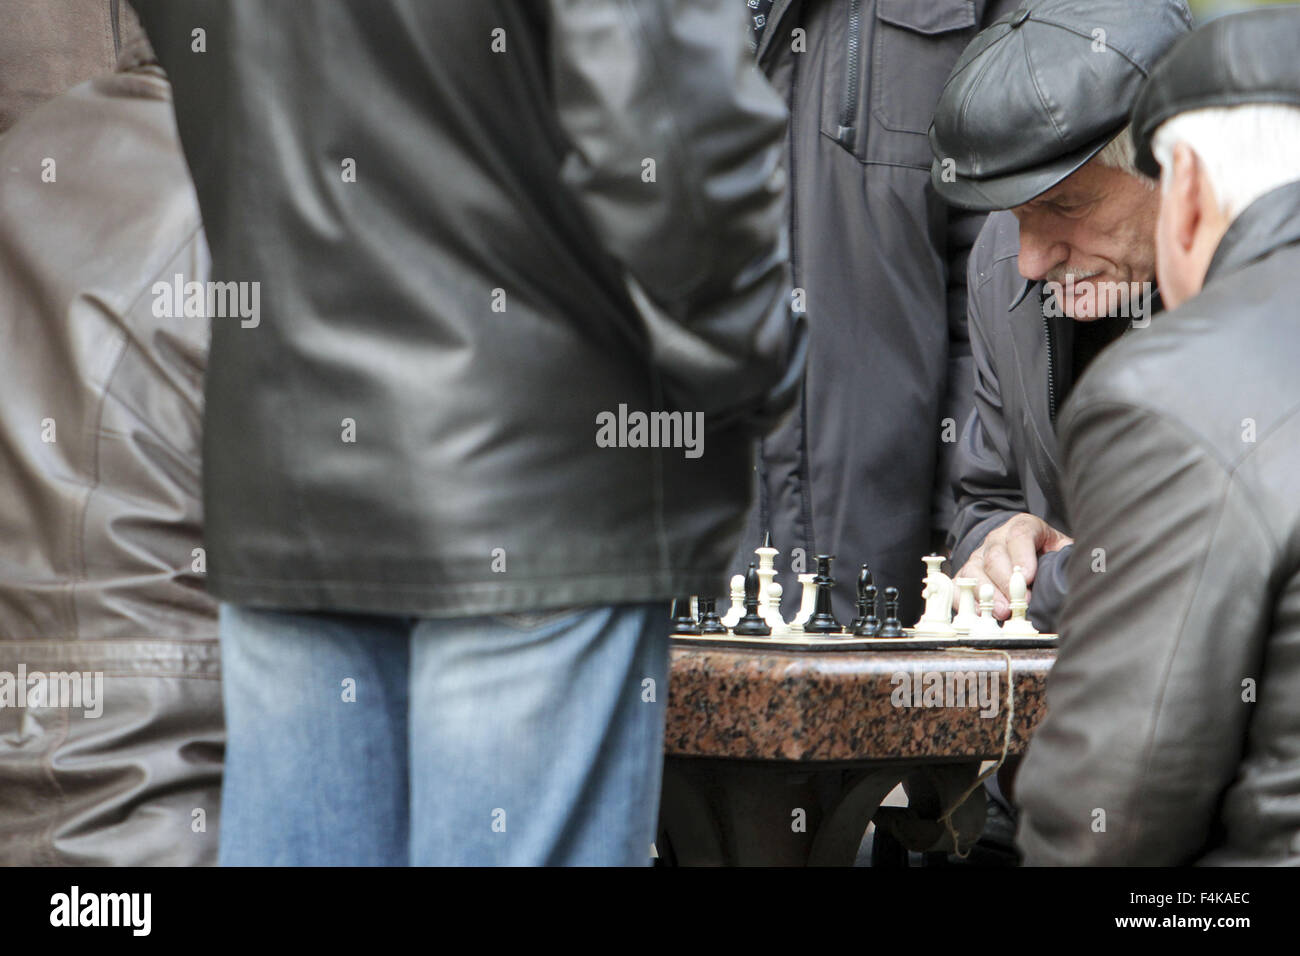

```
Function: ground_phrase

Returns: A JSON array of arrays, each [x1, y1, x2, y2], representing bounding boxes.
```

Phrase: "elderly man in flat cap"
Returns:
[[930, 0, 1192, 632], [1017, 5, 1300, 866]]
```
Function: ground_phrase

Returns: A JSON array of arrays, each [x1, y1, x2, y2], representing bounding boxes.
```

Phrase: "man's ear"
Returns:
[[1169, 141, 1202, 254]]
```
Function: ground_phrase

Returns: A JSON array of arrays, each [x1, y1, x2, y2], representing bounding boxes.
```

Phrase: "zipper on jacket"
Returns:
[[786, 18, 817, 568], [836, 0, 863, 147], [1043, 312, 1059, 425]]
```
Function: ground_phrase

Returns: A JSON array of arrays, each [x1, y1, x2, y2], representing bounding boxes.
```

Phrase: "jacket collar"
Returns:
[[756, 0, 799, 65], [1205, 179, 1300, 285], [1008, 277, 1036, 312]]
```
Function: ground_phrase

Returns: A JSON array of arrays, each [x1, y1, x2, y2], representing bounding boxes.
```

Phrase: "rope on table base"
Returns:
[[936, 648, 1015, 859]]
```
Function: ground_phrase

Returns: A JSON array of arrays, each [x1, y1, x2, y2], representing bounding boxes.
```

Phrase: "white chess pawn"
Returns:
[[913, 554, 957, 638], [952, 577, 980, 635], [764, 581, 789, 635], [1002, 566, 1040, 636], [971, 582, 1002, 637], [720, 574, 745, 628], [790, 573, 817, 633]]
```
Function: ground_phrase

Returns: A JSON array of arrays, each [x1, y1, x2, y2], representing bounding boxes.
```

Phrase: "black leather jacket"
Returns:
[[1018, 180, 1300, 865], [135, 0, 806, 616]]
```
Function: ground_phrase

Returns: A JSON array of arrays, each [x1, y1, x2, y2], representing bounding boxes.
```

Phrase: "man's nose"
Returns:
[[1017, 223, 1069, 282]]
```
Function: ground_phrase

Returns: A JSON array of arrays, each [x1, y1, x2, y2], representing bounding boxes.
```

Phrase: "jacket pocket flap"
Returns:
[[877, 0, 976, 35]]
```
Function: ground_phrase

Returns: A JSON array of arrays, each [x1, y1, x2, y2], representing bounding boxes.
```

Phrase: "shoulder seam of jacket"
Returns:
[[1063, 395, 1292, 555]]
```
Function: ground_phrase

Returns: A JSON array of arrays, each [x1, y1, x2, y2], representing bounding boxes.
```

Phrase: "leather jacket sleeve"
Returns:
[[948, 245, 1027, 569], [547, 0, 805, 431], [1017, 393, 1273, 865], [1026, 545, 1069, 633]]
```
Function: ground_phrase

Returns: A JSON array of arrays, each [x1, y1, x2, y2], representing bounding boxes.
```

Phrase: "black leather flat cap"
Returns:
[[1131, 6, 1300, 178], [929, 0, 1193, 211]]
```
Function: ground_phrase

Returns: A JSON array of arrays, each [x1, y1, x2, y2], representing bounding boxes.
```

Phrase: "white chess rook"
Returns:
[[952, 577, 980, 635]]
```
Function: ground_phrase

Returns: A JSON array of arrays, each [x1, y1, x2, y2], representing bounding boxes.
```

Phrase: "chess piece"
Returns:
[[952, 577, 980, 635], [790, 573, 817, 633], [754, 530, 780, 618], [971, 581, 1002, 637], [671, 597, 701, 635], [1002, 566, 1040, 636], [763, 580, 789, 634], [848, 564, 873, 631], [912, 554, 956, 638], [732, 563, 772, 636], [876, 586, 905, 638], [699, 597, 728, 634], [721, 574, 745, 628], [852, 583, 880, 637], [805, 554, 843, 634]]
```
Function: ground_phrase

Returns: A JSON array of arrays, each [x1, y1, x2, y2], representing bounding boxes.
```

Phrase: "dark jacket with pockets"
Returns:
[[739, 0, 1017, 623]]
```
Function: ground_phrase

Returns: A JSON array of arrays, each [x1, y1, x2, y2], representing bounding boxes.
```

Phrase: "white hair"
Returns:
[[1151, 104, 1300, 220], [1094, 124, 1153, 184]]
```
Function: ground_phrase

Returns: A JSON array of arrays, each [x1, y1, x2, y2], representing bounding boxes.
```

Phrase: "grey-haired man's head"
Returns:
[[930, 0, 1193, 320]]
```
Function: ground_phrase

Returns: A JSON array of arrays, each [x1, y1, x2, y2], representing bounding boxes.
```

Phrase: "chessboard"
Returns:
[[675, 540, 1058, 653], [672, 630, 1057, 653]]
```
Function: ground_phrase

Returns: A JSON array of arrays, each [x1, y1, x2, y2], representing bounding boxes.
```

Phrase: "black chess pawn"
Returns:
[[848, 564, 873, 631], [853, 583, 880, 637], [732, 563, 772, 636], [671, 596, 701, 635], [876, 586, 905, 638], [699, 597, 728, 635], [805, 554, 843, 635]]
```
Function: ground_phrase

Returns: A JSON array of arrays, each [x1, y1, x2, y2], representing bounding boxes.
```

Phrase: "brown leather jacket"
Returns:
[[0, 0, 130, 134], [0, 30, 221, 865]]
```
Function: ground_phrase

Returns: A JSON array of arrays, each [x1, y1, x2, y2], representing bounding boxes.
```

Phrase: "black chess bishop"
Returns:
[[732, 563, 772, 637], [848, 564, 873, 632]]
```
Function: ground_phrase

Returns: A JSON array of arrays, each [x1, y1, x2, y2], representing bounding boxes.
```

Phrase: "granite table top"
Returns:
[[666, 641, 1055, 762]]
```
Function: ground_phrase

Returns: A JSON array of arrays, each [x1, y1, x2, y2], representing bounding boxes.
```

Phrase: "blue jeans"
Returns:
[[217, 602, 670, 865]]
